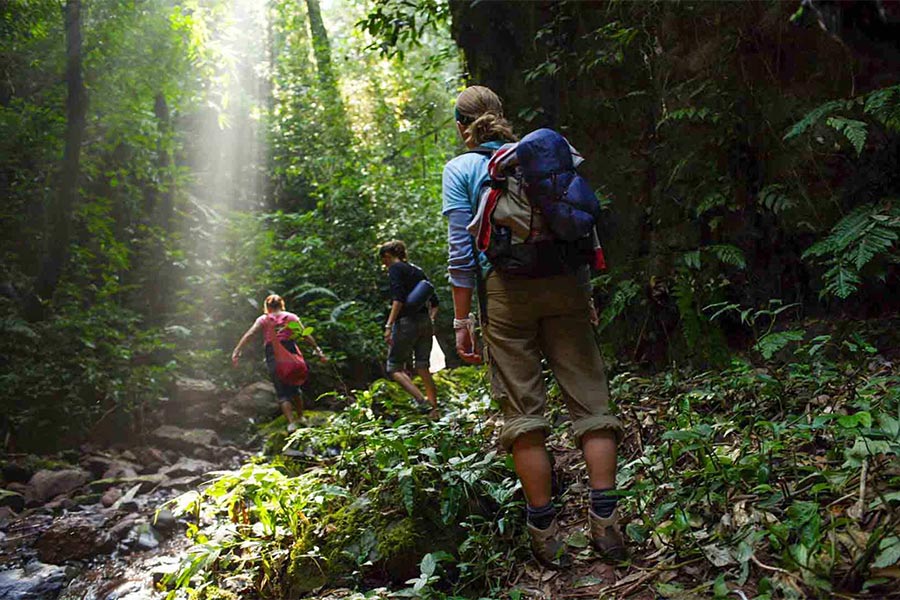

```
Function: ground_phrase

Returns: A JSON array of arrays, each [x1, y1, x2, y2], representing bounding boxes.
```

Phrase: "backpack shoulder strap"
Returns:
[[463, 146, 495, 157]]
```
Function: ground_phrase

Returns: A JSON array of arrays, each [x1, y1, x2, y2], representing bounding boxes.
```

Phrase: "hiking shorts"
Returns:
[[386, 313, 433, 374], [265, 340, 302, 401], [483, 271, 623, 450]]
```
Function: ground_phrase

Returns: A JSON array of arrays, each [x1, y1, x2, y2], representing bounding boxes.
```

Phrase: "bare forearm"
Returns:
[[386, 300, 403, 326], [452, 285, 474, 319]]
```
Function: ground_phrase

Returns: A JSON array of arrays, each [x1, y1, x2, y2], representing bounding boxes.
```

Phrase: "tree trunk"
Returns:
[[304, 0, 337, 90], [28, 0, 87, 320]]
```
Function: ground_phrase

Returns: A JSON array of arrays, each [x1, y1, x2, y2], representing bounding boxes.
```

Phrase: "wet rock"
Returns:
[[156, 475, 203, 491], [89, 474, 165, 494], [43, 494, 75, 513], [81, 454, 115, 479], [0, 490, 24, 513], [0, 561, 67, 599], [165, 377, 221, 426], [119, 499, 140, 513], [101, 488, 122, 508], [150, 425, 219, 454], [107, 515, 139, 542], [35, 514, 114, 563], [151, 509, 177, 533], [158, 457, 215, 479], [24, 469, 89, 506], [120, 521, 162, 552]]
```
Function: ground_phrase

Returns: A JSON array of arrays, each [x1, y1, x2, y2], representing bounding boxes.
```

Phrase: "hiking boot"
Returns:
[[588, 507, 626, 561], [527, 516, 569, 569]]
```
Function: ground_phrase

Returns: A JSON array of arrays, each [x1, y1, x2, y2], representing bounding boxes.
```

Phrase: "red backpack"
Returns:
[[268, 317, 308, 386]]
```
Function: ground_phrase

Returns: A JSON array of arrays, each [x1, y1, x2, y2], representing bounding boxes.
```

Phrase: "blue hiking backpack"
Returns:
[[467, 128, 606, 277]]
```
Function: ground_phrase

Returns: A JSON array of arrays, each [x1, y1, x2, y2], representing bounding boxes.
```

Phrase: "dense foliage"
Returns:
[[164, 324, 899, 599], [0, 0, 460, 448]]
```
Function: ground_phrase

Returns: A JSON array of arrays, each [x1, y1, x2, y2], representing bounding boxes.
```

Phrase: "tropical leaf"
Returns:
[[706, 244, 746, 269], [754, 330, 805, 359], [826, 116, 868, 155]]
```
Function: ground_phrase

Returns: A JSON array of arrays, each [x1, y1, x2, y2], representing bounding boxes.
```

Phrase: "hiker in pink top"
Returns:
[[232, 294, 327, 431]]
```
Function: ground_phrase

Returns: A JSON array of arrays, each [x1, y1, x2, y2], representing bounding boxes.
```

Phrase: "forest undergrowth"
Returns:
[[162, 322, 900, 600]]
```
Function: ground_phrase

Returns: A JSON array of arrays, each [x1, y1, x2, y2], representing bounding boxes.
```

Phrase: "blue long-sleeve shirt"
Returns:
[[441, 141, 503, 289]]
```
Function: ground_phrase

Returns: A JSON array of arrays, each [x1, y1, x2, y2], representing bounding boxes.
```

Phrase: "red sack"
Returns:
[[269, 318, 308, 386]]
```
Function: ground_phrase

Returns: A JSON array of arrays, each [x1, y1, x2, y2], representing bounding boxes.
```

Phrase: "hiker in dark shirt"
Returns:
[[379, 240, 439, 414]]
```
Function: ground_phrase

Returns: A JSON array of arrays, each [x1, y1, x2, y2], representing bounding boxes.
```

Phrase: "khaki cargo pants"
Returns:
[[483, 271, 623, 450]]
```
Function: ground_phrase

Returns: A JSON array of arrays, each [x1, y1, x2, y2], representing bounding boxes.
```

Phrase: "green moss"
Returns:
[[375, 517, 419, 562], [287, 500, 369, 594], [188, 586, 239, 600]]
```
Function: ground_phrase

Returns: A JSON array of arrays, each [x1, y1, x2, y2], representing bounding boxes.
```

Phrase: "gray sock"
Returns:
[[590, 488, 618, 518], [526, 502, 556, 530]]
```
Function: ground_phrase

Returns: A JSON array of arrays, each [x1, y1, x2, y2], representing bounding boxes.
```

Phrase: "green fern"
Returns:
[[863, 85, 900, 131], [597, 279, 640, 332], [784, 100, 852, 140], [802, 201, 900, 299], [695, 190, 729, 218], [758, 184, 796, 214], [658, 107, 720, 129], [826, 116, 868, 155], [754, 330, 805, 360], [706, 244, 747, 270]]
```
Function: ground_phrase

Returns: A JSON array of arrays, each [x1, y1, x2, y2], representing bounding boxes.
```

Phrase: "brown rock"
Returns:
[[150, 425, 219, 454], [218, 381, 278, 429], [159, 457, 215, 479], [165, 377, 221, 425], [131, 447, 167, 471], [35, 514, 113, 563], [101, 461, 139, 480], [0, 505, 15, 524], [101, 487, 122, 507], [25, 469, 89, 506]]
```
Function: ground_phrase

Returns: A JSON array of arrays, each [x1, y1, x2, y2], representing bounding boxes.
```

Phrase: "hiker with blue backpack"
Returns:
[[232, 294, 328, 432], [379, 240, 440, 416], [442, 86, 625, 567]]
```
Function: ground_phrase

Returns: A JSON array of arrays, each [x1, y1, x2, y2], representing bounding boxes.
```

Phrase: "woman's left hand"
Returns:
[[384, 327, 392, 346]]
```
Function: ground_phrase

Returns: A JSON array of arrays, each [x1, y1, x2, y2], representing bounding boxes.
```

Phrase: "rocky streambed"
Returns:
[[0, 378, 281, 600]]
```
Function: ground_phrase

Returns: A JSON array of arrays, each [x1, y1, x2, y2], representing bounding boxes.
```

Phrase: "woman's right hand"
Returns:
[[231, 350, 240, 367], [455, 326, 482, 364]]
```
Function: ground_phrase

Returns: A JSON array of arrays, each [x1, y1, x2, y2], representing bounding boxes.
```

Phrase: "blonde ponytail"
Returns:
[[455, 86, 517, 146]]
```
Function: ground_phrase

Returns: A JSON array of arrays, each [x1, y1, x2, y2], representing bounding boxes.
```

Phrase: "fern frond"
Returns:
[[826, 116, 868, 155], [784, 100, 849, 140], [658, 107, 720, 128], [705, 244, 747, 269], [758, 184, 796, 214], [863, 85, 900, 131], [695, 190, 728, 217], [597, 279, 639, 332], [852, 226, 897, 270], [822, 261, 861, 299], [754, 330, 805, 360]]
